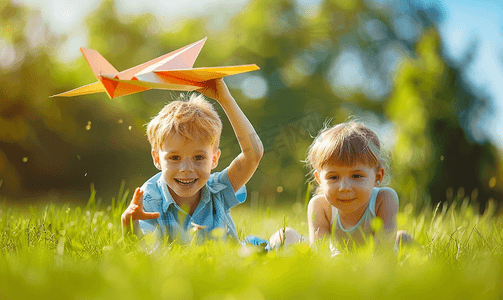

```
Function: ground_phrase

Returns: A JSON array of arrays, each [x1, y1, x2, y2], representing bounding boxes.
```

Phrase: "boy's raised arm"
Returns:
[[199, 79, 264, 192]]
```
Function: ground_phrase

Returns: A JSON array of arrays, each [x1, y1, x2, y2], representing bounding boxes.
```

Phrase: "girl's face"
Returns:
[[315, 162, 384, 216]]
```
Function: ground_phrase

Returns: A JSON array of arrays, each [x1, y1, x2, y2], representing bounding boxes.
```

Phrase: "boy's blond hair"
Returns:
[[306, 120, 389, 190], [147, 93, 222, 151]]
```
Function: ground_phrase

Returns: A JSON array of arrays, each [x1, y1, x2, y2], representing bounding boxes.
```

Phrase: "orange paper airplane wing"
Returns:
[[49, 81, 106, 98], [98, 77, 150, 99], [50, 38, 260, 99], [80, 48, 119, 79], [100, 75, 203, 93], [154, 64, 260, 83]]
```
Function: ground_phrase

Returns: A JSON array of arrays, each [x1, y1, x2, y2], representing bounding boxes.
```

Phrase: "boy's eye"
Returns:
[[352, 174, 363, 178], [195, 155, 205, 161], [170, 155, 181, 161], [328, 176, 339, 180]]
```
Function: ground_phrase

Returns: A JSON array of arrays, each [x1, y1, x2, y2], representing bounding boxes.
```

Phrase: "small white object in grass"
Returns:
[[190, 222, 207, 234], [239, 245, 253, 257], [22, 157, 28, 162], [86, 121, 91, 130], [331, 246, 342, 257], [84, 173, 87, 177], [128, 126, 132, 131], [269, 227, 304, 248]]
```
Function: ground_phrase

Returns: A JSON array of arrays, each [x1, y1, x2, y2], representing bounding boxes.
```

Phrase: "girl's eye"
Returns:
[[195, 155, 205, 161], [170, 155, 181, 161], [352, 174, 363, 178], [328, 176, 339, 180]]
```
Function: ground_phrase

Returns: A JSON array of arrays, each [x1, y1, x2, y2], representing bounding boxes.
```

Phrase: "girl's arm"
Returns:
[[307, 195, 332, 245], [375, 187, 399, 243], [199, 79, 264, 192]]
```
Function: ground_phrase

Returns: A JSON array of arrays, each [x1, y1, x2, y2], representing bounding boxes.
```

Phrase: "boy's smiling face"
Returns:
[[152, 133, 220, 207]]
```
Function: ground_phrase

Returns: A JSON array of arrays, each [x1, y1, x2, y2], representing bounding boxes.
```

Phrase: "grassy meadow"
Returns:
[[1, 185, 502, 300]]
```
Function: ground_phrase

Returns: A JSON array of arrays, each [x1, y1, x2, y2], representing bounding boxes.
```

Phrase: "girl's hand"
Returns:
[[198, 78, 233, 103], [121, 188, 160, 227]]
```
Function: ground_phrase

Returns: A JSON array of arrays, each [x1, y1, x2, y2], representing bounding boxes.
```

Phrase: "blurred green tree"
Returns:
[[0, 1, 156, 200], [0, 0, 501, 210], [386, 29, 502, 210]]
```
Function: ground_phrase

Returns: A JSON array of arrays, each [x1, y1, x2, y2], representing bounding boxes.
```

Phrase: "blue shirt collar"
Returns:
[[156, 174, 227, 212]]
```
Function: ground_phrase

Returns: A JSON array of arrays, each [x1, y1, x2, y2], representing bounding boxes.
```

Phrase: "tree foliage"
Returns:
[[386, 29, 502, 209], [0, 0, 501, 209]]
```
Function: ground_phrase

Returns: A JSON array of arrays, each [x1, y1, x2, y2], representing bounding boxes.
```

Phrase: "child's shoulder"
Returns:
[[207, 168, 236, 194], [207, 168, 228, 185], [208, 167, 247, 207], [376, 187, 399, 203], [375, 187, 399, 215], [307, 194, 332, 215]]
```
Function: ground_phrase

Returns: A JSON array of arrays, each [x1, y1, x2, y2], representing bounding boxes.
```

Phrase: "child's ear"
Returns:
[[314, 170, 321, 185], [151, 149, 161, 170], [211, 149, 221, 169], [375, 167, 385, 186]]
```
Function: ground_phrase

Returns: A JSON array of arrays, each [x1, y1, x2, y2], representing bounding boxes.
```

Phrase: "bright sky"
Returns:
[[438, 0, 503, 149], [12, 0, 503, 149]]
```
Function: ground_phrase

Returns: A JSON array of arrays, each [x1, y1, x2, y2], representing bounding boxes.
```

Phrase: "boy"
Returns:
[[121, 79, 263, 244]]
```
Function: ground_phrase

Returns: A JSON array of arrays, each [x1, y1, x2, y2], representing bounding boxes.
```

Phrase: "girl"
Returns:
[[305, 120, 410, 251]]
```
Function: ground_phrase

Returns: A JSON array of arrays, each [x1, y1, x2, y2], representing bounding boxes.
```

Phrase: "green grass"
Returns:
[[1, 189, 502, 300]]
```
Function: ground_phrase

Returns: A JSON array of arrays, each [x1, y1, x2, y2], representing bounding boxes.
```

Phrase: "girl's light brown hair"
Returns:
[[306, 120, 389, 188], [147, 93, 222, 151]]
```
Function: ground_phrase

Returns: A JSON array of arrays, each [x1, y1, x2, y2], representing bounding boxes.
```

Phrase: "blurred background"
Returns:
[[1, 0, 502, 211]]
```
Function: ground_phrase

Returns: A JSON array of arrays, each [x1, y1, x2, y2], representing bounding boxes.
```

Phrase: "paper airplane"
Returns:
[[51, 37, 259, 99]]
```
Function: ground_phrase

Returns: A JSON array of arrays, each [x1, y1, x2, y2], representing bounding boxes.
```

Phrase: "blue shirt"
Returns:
[[139, 168, 246, 244]]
